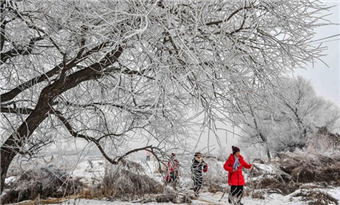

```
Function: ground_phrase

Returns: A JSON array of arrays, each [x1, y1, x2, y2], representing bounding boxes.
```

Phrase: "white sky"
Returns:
[[294, 0, 340, 104]]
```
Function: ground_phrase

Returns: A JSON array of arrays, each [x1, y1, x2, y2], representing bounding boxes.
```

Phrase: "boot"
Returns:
[[194, 192, 199, 197], [228, 195, 232, 204]]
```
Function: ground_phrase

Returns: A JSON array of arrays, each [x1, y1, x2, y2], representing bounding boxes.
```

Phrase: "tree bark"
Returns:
[[0, 46, 123, 193], [0, 88, 51, 193]]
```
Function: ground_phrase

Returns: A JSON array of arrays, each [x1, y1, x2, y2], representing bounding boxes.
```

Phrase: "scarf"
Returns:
[[195, 156, 202, 163], [233, 155, 240, 170]]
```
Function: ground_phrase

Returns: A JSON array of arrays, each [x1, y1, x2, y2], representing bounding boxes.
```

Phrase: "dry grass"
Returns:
[[249, 162, 298, 195], [279, 150, 340, 185], [292, 190, 339, 205], [132, 187, 192, 204], [207, 184, 225, 193], [253, 176, 299, 195], [5, 195, 76, 205], [77, 187, 105, 200], [251, 190, 266, 199]]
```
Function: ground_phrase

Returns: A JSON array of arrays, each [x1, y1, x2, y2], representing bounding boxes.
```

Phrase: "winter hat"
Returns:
[[194, 152, 201, 157], [232, 146, 240, 154], [171, 153, 176, 156]]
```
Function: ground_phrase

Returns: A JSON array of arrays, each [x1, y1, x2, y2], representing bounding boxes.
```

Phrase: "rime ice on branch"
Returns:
[[0, 0, 331, 193]]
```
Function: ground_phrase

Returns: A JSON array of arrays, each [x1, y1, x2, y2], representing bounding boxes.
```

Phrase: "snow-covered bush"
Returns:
[[307, 126, 340, 155], [102, 159, 163, 200], [251, 162, 298, 195], [279, 150, 340, 185], [248, 149, 340, 198], [1, 165, 82, 204]]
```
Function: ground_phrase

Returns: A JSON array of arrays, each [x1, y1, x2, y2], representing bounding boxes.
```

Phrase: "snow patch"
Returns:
[[4, 176, 16, 184]]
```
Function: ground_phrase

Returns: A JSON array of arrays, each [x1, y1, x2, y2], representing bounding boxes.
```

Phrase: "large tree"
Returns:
[[0, 0, 329, 192]]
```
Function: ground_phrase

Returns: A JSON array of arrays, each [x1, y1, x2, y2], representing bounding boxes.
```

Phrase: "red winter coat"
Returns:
[[165, 159, 180, 181], [167, 159, 180, 172], [223, 154, 252, 186]]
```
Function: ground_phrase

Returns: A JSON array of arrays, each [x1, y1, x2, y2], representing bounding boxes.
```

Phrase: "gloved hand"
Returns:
[[250, 164, 254, 170]]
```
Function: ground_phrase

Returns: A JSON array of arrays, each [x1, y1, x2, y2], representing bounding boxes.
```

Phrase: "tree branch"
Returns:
[[0, 36, 44, 64], [0, 41, 111, 103], [53, 109, 118, 164], [54, 109, 165, 168], [51, 46, 124, 97], [0, 106, 34, 115], [205, 5, 253, 26]]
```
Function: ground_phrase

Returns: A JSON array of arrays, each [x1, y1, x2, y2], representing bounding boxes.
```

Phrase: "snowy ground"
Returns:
[[5, 157, 340, 205], [11, 188, 340, 205]]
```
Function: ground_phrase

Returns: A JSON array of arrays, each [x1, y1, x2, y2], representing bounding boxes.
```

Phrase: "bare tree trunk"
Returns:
[[0, 116, 49, 192], [0, 97, 50, 193], [0, 80, 62, 193], [247, 95, 272, 161], [0, 46, 123, 194], [258, 133, 271, 161], [265, 142, 271, 162], [1, 148, 16, 193]]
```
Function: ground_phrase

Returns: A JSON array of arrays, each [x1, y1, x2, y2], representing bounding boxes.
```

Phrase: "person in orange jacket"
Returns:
[[224, 146, 253, 205]]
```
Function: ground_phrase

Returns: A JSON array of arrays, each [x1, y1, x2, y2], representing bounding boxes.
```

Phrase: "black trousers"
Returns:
[[166, 171, 178, 189], [166, 171, 178, 184], [193, 175, 202, 193], [230, 185, 243, 202], [168, 171, 178, 183]]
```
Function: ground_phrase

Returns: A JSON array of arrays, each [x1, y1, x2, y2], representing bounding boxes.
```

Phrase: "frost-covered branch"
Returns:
[[0, 0, 334, 193]]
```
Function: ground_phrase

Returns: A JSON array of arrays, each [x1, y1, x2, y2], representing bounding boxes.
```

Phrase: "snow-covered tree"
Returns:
[[0, 0, 331, 192], [237, 76, 340, 158]]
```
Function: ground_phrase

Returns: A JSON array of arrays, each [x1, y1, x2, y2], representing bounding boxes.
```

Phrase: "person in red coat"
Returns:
[[165, 153, 180, 189], [224, 146, 253, 205]]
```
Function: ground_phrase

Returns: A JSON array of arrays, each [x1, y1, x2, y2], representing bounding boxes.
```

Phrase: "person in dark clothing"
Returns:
[[191, 152, 208, 197], [224, 146, 253, 205]]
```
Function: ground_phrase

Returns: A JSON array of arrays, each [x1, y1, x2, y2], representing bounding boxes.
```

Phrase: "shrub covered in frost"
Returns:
[[102, 159, 164, 200], [2, 165, 82, 204]]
